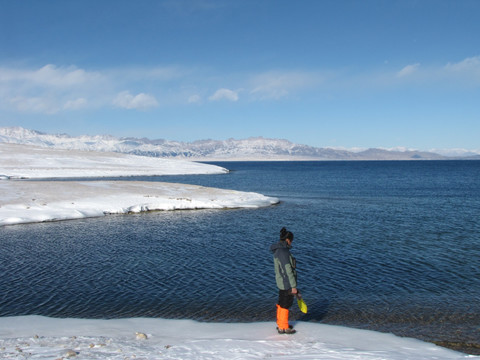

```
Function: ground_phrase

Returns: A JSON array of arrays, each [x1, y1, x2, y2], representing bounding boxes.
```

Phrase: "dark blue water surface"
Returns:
[[1, 161, 480, 349]]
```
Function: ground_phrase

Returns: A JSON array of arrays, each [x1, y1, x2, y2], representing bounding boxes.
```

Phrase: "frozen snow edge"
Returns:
[[0, 143, 278, 226], [0, 142, 229, 178], [0, 316, 475, 360], [0, 180, 279, 226]]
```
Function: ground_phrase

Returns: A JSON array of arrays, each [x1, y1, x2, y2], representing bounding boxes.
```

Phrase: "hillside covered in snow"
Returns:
[[2, 127, 474, 160]]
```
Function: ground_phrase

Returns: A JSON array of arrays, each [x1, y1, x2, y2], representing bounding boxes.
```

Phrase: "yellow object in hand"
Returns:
[[297, 297, 308, 313]]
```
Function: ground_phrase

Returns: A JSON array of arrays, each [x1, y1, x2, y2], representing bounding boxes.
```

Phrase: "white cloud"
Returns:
[[0, 64, 168, 114], [33, 64, 99, 87], [8, 96, 60, 114], [63, 98, 88, 110], [0, 64, 105, 114], [188, 94, 201, 103], [209, 88, 239, 102], [0, 64, 103, 89], [393, 56, 480, 84], [113, 91, 159, 110], [109, 65, 188, 82], [444, 56, 480, 77], [397, 63, 420, 78], [249, 71, 321, 100], [2, 56, 479, 116]]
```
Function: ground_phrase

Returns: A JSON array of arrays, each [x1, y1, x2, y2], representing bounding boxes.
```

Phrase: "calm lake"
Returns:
[[1, 161, 479, 351]]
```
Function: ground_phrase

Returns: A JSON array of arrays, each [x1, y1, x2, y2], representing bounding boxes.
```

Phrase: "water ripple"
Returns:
[[1, 161, 479, 350]]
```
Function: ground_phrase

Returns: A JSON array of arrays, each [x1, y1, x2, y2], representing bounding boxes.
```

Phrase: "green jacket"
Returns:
[[270, 241, 297, 290]]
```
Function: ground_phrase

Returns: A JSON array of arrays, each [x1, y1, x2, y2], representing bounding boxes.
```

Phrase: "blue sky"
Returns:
[[1, 0, 479, 151]]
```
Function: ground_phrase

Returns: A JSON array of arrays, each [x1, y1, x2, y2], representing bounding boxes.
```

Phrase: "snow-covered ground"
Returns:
[[0, 180, 279, 226], [0, 143, 228, 179], [0, 143, 278, 226], [0, 316, 475, 360]]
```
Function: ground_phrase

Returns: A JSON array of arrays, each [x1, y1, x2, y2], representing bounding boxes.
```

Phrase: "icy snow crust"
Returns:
[[0, 180, 279, 226], [0, 143, 229, 179], [0, 143, 278, 226], [0, 316, 475, 360]]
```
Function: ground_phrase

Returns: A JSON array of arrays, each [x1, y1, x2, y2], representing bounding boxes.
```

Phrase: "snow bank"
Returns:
[[0, 143, 228, 178], [0, 180, 278, 225], [0, 143, 278, 226], [0, 316, 474, 360]]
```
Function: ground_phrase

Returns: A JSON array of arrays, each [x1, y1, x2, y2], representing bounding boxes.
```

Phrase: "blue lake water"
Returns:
[[1, 161, 479, 350]]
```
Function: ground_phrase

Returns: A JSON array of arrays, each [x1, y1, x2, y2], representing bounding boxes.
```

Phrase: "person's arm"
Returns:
[[284, 262, 297, 290], [278, 249, 297, 290]]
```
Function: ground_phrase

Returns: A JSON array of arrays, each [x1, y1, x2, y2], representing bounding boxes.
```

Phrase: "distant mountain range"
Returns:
[[1, 127, 479, 161]]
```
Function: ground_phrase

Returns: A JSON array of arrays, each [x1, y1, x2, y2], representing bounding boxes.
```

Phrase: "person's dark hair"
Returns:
[[280, 227, 294, 241]]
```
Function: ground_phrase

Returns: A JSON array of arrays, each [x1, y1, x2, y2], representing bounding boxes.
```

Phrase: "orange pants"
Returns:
[[276, 304, 290, 330]]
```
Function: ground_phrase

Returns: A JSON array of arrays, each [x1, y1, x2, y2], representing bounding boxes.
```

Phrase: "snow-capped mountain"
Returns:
[[0, 126, 471, 160]]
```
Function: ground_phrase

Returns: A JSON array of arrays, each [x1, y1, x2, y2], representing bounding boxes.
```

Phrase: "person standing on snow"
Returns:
[[270, 227, 298, 334]]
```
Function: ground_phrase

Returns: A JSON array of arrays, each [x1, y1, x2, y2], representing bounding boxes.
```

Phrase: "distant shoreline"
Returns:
[[2, 127, 479, 161]]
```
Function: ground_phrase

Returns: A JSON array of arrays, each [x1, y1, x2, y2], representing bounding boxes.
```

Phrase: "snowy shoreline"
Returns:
[[0, 179, 278, 226], [0, 143, 278, 226], [0, 316, 475, 360], [0, 143, 229, 179]]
